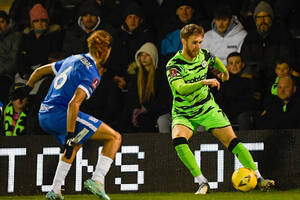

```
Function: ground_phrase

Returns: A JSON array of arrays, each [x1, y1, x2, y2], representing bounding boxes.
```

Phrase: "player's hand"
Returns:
[[11, 85, 33, 100], [64, 132, 75, 159], [202, 78, 220, 90], [221, 70, 229, 82]]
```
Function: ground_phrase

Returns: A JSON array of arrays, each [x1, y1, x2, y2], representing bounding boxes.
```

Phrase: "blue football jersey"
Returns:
[[41, 53, 101, 109]]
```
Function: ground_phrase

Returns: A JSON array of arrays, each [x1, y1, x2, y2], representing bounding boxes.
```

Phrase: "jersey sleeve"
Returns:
[[51, 58, 67, 75], [166, 64, 183, 84], [76, 66, 100, 100]]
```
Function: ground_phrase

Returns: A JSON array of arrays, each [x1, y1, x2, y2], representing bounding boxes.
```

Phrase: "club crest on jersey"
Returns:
[[91, 78, 99, 89], [202, 61, 207, 67], [169, 69, 178, 78]]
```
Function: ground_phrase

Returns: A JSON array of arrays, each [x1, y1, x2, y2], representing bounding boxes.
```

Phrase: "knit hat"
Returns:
[[0, 10, 9, 23], [78, 1, 101, 17], [175, 0, 195, 10], [29, 4, 49, 24], [122, 2, 144, 20], [254, 1, 274, 19]]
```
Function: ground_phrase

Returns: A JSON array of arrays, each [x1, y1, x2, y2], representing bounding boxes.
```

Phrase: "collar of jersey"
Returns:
[[85, 53, 97, 66], [178, 50, 198, 63]]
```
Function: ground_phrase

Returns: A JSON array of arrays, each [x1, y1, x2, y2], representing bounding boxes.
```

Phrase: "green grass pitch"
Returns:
[[2, 189, 300, 200]]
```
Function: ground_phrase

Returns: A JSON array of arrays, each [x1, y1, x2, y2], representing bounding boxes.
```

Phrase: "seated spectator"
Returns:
[[16, 3, 63, 81], [0, 10, 21, 79], [257, 75, 300, 129], [160, 0, 209, 63], [239, 0, 274, 31], [63, 0, 115, 56], [263, 59, 300, 107], [202, 3, 247, 65], [8, 0, 64, 31], [112, 1, 156, 91], [240, 1, 296, 88], [214, 52, 261, 130], [0, 10, 20, 104], [2, 83, 30, 136], [117, 42, 171, 133]]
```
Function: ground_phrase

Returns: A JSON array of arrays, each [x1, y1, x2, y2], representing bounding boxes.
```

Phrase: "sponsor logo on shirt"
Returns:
[[169, 69, 178, 78], [91, 78, 99, 89]]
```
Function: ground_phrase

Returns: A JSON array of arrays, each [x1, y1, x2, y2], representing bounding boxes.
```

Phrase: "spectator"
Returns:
[[202, 3, 247, 65], [257, 75, 300, 129], [0, 10, 21, 79], [214, 52, 261, 130], [62, 0, 116, 57], [16, 3, 63, 82], [2, 83, 30, 136], [240, 1, 296, 87], [0, 10, 21, 104], [263, 59, 300, 107], [239, 0, 274, 31], [103, 0, 160, 32], [8, 0, 64, 31], [160, 0, 209, 62], [117, 42, 171, 133], [112, 1, 156, 91]]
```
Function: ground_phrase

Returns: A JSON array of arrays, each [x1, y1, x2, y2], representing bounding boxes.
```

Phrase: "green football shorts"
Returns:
[[172, 99, 231, 133]]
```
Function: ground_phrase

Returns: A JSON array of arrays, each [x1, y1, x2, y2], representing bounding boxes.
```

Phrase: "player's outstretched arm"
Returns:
[[27, 64, 54, 87], [11, 64, 55, 100], [214, 57, 229, 82]]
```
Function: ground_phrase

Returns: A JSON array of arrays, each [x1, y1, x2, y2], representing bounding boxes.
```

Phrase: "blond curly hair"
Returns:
[[87, 30, 112, 62]]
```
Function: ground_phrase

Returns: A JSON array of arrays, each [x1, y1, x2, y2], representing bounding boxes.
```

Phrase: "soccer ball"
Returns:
[[232, 167, 257, 192]]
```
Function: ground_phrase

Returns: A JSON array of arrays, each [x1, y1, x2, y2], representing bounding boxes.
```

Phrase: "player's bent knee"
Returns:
[[112, 131, 122, 144], [228, 137, 241, 152], [173, 137, 188, 147]]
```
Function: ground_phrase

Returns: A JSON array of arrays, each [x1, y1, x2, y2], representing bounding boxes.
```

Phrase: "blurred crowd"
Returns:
[[0, 0, 300, 136]]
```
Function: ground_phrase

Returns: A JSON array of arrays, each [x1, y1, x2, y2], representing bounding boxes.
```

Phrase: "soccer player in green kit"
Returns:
[[166, 24, 275, 194]]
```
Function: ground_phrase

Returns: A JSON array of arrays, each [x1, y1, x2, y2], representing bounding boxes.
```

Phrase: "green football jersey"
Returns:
[[166, 49, 216, 119]]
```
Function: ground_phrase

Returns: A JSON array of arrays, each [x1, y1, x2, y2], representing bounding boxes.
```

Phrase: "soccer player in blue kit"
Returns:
[[17, 30, 121, 200]]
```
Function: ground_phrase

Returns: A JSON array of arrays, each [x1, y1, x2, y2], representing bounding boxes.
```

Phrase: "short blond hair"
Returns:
[[180, 24, 204, 40], [87, 30, 112, 61]]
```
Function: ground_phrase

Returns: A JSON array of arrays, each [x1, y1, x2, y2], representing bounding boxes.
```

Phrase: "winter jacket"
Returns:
[[202, 16, 247, 65], [0, 22, 21, 78]]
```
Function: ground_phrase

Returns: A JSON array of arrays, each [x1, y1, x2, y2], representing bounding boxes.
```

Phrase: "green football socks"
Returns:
[[175, 144, 202, 177], [232, 143, 258, 171]]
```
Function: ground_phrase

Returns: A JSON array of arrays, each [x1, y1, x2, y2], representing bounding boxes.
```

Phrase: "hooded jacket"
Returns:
[[0, 21, 21, 77], [135, 42, 158, 70], [202, 16, 247, 65]]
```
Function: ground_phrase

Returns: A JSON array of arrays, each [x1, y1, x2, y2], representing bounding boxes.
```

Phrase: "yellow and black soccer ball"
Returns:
[[232, 167, 257, 192]]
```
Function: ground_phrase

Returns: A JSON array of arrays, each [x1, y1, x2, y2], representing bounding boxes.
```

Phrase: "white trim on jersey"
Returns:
[[51, 62, 58, 74], [76, 117, 97, 132], [78, 85, 91, 99]]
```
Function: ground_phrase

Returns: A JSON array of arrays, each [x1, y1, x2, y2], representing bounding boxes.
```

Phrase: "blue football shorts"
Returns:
[[39, 105, 102, 145]]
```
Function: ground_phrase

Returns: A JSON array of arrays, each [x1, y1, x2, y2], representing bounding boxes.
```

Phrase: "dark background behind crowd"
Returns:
[[0, 0, 299, 136]]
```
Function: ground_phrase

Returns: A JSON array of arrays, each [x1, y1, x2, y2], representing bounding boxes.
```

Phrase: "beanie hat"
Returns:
[[122, 2, 144, 21], [29, 4, 49, 24], [254, 1, 274, 19], [174, 0, 195, 11], [78, 1, 101, 17], [0, 10, 9, 23]]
